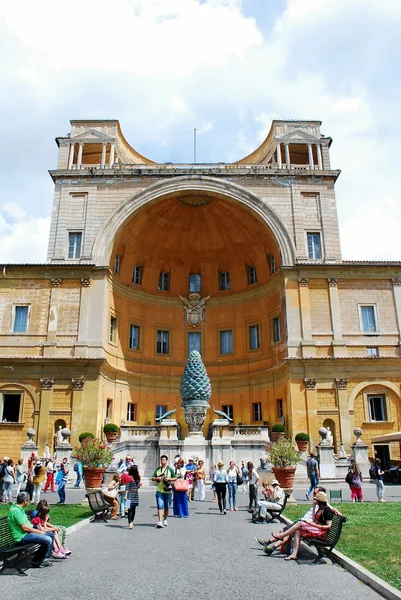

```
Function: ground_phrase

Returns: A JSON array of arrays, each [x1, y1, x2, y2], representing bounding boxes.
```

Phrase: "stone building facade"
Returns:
[[1, 119, 400, 466]]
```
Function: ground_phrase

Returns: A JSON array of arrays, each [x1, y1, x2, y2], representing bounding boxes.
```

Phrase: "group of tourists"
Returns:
[[7, 493, 71, 568], [0, 454, 71, 506]]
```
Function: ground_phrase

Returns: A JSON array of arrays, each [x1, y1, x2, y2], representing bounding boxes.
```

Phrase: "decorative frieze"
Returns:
[[298, 278, 309, 287], [391, 278, 401, 286], [335, 378, 348, 390], [51, 278, 62, 288], [81, 277, 92, 287], [40, 378, 54, 390], [328, 278, 338, 287], [304, 378, 316, 389], [71, 377, 86, 390]]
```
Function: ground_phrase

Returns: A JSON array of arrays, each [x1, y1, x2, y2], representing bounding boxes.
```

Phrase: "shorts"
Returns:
[[155, 491, 172, 511]]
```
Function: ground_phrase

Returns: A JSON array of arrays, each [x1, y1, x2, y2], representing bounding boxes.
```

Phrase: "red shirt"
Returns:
[[120, 473, 133, 485]]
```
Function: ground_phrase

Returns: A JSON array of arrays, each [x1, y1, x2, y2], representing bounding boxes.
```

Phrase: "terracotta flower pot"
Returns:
[[83, 467, 105, 489], [271, 431, 285, 442], [296, 440, 309, 452], [104, 431, 118, 443], [272, 466, 296, 489]]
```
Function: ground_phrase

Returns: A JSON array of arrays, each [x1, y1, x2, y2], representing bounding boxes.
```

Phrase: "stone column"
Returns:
[[317, 427, 336, 479], [304, 378, 318, 450], [350, 428, 370, 478], [328, 278, 346, 357], [37, 378, 54, 455], [307, 143, 314, 168], [276, 143, 282, 168], [391, 278, 401, 348], [55, 428, 73, 465], [335, 378, 351, 452], [316, 144, 323, 169], [109, 143, 115, 167], [21, 428, 39, 466], [159, 420, 178, 441], [77, 278, 92, 351], [70, 378, 86, 448], [284, 143, 290, 168], [68, 144, 75, 169], [77, 143, 83, 168], [298, 278, 315, 356], [44, 278, 62, 357], [101, 143, 107, 168]]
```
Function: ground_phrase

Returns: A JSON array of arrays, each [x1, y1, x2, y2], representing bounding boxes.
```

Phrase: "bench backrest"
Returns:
[[324, 514, 346, 547], [86, 490, 108, 512], [281, 494, 289, 511], [0, 516, 14, 548]]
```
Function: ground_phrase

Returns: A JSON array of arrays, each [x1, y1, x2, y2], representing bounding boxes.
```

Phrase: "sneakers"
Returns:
[[264, 543, 275, 555], [52, 550, 67, 559], [156, 521, 164, 528], [223, 510, 227, 515], [33, 559, 53, 568], [255, 537, 268, 549], [61, 547, 71, 555], [305, 493, 310, 500], [163, 520, 168, 527], [379, 498, 386, 502]]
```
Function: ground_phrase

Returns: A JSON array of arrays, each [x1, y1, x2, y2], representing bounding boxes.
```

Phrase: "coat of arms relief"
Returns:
[[179, 293, 210, 327]]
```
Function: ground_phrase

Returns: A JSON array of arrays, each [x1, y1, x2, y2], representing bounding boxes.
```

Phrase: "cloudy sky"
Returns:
[[1, 0, 401, 263]]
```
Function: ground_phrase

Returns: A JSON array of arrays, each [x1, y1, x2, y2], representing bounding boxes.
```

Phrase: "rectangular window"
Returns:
[[127, 403, 136, 422], [189, 274, 201, 293], [1, 393, 22, 422], [106, 398, 112, 420], [132, 265, 142, 285], [109, 316, 117, 343], [221, 405, 234, 421], [368, 394, 387, 421], [129, 324, 140, 350], [13, 306, 29, 333], [156, 405, 167, 421], [367, 347, 379, 357], [272, 316, 281, 343], [307, 232, 322, 260], [219, 271, 231, 291], [249, 324, 260, 350], [252, 402, 262, 422], [188, 331, 201, 354], [220, 330, 233, 354], [361, 305, 377, 332], [68, 232, 82, 259], [113, 255, 120, 274], [276, 398, 284, 419], [158, 272, 170, 291], [247, 265, 257, 285], [269, 254, 276, 275], [156, 330, 169, 354]]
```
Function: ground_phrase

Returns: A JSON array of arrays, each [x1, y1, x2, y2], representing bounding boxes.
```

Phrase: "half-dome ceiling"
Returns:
[[115, 195, 276, 258]]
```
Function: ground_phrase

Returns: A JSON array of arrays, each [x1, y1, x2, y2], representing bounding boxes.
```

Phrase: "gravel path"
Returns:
[[0, 490, 385, 600]]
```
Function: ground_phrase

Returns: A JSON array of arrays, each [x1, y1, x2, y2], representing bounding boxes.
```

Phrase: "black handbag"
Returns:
[[236, 473, 243, 486]]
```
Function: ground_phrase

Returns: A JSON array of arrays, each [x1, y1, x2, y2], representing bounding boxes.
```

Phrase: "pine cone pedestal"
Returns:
[[183, 406, 208, 438]]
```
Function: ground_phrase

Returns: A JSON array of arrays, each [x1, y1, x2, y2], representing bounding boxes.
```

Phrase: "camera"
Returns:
[[163, 478, 172, 492]]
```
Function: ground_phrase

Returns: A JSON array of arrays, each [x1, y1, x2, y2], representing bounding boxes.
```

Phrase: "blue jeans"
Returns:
[[57, 480, 66, 503], [18, 531, 54, 564], [228, 482, 238, 509], [307, 473, 319, 496], [74, 473, 82, 488], [155, 491, 172, 511]]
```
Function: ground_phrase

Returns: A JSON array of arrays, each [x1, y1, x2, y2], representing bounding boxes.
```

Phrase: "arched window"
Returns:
[[189, 265, 201, 292], [218, 264, 230, 291], [158, 264, 170, 291]]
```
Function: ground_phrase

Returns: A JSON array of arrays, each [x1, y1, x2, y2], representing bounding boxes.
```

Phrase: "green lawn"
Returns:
[[284, 503, 401, 592], [0, 503, 92, 528]]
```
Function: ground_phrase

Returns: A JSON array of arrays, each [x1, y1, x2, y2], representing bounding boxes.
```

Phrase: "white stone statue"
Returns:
[[326, 426, 333, 446], [44, 443, 51, 459], [56, 425, 63, 447], [339, 442, 347, 458]]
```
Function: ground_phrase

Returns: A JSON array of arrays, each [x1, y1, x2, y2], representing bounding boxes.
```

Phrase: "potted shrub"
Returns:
[[78, 432, 95, 443], [265, 438, 301, 489], [295, 432, 310, 452], [74, 437, 114, 489], [271, 423, 285, 442], [103, 422, 119, 443]]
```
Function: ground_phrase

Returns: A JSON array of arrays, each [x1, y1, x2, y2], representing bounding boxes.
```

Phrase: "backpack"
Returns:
[[345, 470, 353, 485], [73, 463, 79, 472], [0, 462, 5, 480], [369, 465, 377, 480]]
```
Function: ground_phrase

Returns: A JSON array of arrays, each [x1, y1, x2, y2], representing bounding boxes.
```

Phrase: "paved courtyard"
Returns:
[[0, 489, 388, 600]]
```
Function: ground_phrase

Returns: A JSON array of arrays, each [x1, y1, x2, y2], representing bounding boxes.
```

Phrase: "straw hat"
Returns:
[[315, 491, 328, 502], [217, 461, 224, 468]]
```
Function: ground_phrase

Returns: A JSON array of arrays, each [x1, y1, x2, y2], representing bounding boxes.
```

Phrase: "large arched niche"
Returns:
[[92, 176, 296, 267]]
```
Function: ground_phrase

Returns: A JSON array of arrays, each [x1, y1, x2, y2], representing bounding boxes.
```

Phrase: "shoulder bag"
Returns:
[[174, 479, 189, 492]]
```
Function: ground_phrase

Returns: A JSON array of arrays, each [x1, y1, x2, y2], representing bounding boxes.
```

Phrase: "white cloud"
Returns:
[[0, 205, 50, 263]]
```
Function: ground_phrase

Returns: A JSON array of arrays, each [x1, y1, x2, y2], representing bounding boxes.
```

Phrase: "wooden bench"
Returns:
[[302, 514, 347, 560], [0, 516, 40, 576], [86, 490, 111, 523], [252, 494, 290, 524]]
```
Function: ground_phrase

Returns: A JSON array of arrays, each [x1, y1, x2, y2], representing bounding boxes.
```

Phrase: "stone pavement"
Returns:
[[0, 490, 386, 600]]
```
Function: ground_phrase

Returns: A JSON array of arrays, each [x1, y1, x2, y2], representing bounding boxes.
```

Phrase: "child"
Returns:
[[125, 465, 141, 529], [31, 500, 71, 555], [31, 504, 69, 559]]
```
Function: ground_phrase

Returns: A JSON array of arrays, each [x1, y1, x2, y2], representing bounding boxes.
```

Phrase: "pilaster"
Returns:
[[327, 278, 347, 357], [70, 377, 86, 447], [298, 278, 315, 356], [37, 378, 54, 454], [304, 378, 318, 449], [335, 378, 351, 451]]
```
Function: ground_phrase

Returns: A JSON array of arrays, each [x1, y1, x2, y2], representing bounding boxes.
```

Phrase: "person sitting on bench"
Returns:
[[8, 492, 54, 568], [255, 480, 284, 521]]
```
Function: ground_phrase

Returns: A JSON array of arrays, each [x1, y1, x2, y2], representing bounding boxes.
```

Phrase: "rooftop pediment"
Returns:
[[276, 129, 321, 143], [70, 128, 115, 143]]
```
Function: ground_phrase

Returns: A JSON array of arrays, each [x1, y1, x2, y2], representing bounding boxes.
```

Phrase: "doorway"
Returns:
[[373, 444, 390, 469]]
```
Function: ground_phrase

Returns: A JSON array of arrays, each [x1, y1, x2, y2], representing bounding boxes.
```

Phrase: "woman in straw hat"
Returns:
[[267, 491, 333, 561]]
